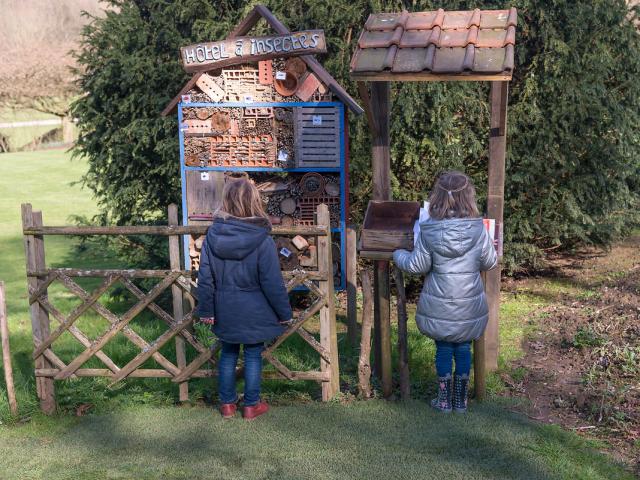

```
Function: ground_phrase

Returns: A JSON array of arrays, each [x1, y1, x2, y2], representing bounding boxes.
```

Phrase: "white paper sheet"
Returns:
[[413, 201, 430, 245]]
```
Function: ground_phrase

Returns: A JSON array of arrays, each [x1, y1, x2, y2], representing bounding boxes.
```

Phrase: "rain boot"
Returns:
[[430, 374, 452, 413], [452, 373, 469, 413]]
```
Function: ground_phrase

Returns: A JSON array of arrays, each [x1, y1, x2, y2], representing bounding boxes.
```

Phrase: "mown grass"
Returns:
[[0, 150, 633, 479], [1, 401, 634, 480]]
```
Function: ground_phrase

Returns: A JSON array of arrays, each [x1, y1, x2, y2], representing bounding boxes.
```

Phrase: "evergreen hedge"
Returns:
[[72, 0, 640, 272]]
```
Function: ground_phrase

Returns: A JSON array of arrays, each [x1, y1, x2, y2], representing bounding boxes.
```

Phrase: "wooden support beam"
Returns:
[[485, 80, 509, 372], [357, 268, 373, 398], [369, 81, 393, 397], [21, 205, 56, 414], [394, 269, 410, 400], [0, 281, 18, 416], [317, 204, 340, 400], [346, 225, 358, 345], [169, 204, 189, 402]]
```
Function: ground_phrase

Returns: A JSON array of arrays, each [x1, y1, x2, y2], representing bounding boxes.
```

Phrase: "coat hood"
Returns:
[[421, 217, 486, 258], [206, 215, 271, 261]]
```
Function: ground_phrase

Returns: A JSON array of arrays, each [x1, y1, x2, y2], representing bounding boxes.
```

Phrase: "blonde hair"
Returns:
[[219, 178, 268, 219], [428, 171, 480, 220]]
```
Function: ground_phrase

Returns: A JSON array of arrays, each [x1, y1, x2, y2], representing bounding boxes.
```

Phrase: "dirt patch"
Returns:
[[502, 235, 640, 474]]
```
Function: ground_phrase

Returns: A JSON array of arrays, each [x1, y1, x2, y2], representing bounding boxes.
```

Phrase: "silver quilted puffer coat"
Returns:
[[393, 217, 498, 343]]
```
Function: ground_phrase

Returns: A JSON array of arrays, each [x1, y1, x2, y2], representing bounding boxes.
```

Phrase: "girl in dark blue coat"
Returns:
[[197, 178, 292, 420]]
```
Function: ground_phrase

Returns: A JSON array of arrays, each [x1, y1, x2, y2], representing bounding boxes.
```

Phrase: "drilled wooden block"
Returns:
[[258, 60, 273, 85], [184, 119, 213, 134], [196, 73, 225, 102]]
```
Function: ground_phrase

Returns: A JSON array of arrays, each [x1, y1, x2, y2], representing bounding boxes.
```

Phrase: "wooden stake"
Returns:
[[376, 261, 392, 397], [317, 204, 339, 400], [346, 225, 358, 345], [393, 269, 410, 400], [357, 268, 373, 398], [485, 81, 509, 371], [21, 204, 55, 414], [0, 281, 18, 416], [474, 271, 488, 401], [168, 204, 189, 402]]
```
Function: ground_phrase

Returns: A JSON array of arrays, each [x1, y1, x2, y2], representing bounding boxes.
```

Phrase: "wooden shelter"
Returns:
[[351, 8, 517, 399]]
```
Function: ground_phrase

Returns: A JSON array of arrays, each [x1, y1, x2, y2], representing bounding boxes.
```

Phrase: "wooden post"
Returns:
[[393, 269, 410, 400], [346, 225, 358, 346], [357, 268, 373, 398], [0, 281, 18, 416], [168, 204, 188, 403], [21, 204, 55, 414], [485, 81, 508, 371], [317, 204, 339, 400], [370, 81, 393, 397], [474, 274, 487, 401]]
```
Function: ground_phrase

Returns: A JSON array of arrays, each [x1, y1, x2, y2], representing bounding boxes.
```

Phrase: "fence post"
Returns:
[[168, 204, 189, 403], [0, 281, 18, 416], [393, 268, 410, 400], [474, 271, 488, 400], [317, 204, 339, 400], [21, 204, 56, 414], [357, 268, 373, 398], [346, 225, 358, 346]]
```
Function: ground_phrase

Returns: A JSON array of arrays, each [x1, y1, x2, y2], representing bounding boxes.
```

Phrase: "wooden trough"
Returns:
[[359, 200, 420, 259]]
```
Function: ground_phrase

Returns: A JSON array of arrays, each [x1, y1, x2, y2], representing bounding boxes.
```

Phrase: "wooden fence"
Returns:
[[22, 203, 339, 414]]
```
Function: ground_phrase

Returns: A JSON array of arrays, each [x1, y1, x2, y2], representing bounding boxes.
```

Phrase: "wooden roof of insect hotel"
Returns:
[[350, 8, 517, 82], [162, 5, 363, 116]]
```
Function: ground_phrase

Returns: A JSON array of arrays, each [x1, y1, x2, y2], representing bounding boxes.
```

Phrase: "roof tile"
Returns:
[[432, 47, 466, 73], [399, 29, 432, 48], [405, 9, 443, 30], [442, 11, 473, 29], [392, 47, 430, 72], [476, 29, 507, 48], [439, 29, 471, 48], [352, 48, 390, 72], [365, 12, 405, 31], [359, 30, 398, 48], [473, 47, 507, 73], [351, 7, 517, 78], [480, 9, 512, 29]]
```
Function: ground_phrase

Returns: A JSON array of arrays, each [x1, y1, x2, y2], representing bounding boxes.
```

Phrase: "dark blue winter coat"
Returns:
[[195, 215, 292, 344]]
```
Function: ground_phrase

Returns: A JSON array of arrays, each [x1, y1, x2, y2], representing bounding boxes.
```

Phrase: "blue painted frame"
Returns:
[[178, 100, 347, 290]]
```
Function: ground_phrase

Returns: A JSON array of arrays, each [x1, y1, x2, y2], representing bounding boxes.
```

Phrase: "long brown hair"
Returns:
[[219, 178, 268, 219], [428, 171, 480, 220]]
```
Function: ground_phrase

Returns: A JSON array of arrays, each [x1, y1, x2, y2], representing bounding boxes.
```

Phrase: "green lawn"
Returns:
[[0, 150, 633, 479]]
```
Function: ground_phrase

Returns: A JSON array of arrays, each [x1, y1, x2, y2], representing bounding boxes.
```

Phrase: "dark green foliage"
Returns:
[[72, 0, 640, 271]]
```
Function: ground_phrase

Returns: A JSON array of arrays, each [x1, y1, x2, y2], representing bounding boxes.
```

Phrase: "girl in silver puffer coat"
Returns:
[[393, 171, 497, 413]]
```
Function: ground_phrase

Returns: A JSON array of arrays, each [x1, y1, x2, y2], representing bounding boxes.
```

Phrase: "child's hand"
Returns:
[[200, 317, 215, 325], [279, 318, 294, 326]]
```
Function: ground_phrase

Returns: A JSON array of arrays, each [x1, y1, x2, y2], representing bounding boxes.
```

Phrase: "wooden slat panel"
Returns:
[[294, 107, 341, 168]]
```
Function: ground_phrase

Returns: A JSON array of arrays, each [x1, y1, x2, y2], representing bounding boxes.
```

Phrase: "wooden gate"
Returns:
[[22, 203, 339, 414]]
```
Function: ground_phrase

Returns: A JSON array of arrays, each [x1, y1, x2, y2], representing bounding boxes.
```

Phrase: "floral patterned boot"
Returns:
[[430, 374, 452, 413]]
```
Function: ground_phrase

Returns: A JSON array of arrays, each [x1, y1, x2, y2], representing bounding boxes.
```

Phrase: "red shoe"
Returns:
[[243, 401, 269, 420], [219, 403, 237, 419]]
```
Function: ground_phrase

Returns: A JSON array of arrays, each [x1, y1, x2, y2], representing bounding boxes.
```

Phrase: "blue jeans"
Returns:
[[218, 341, 264, 406], [435, 340, 472, 377]]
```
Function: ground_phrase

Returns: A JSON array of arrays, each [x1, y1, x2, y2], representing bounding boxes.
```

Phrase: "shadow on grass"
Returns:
[[2, 401, 632, 480]]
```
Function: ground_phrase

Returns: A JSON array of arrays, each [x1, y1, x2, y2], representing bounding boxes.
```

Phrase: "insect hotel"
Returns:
[[162, 8, 362, 290]]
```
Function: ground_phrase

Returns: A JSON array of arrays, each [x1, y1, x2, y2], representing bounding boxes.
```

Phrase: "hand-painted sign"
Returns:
[[181, 31, 326, 73]]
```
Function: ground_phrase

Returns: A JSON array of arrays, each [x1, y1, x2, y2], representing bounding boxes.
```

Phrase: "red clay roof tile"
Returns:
[[405, 9, 443, 30], [399, 29, 432, 48], [352, 7, 517, 78], [473, 47, 507, 73], [392, 47, 431, 72], [439, 29, 471, 48], [432, 47, 466, 73]]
